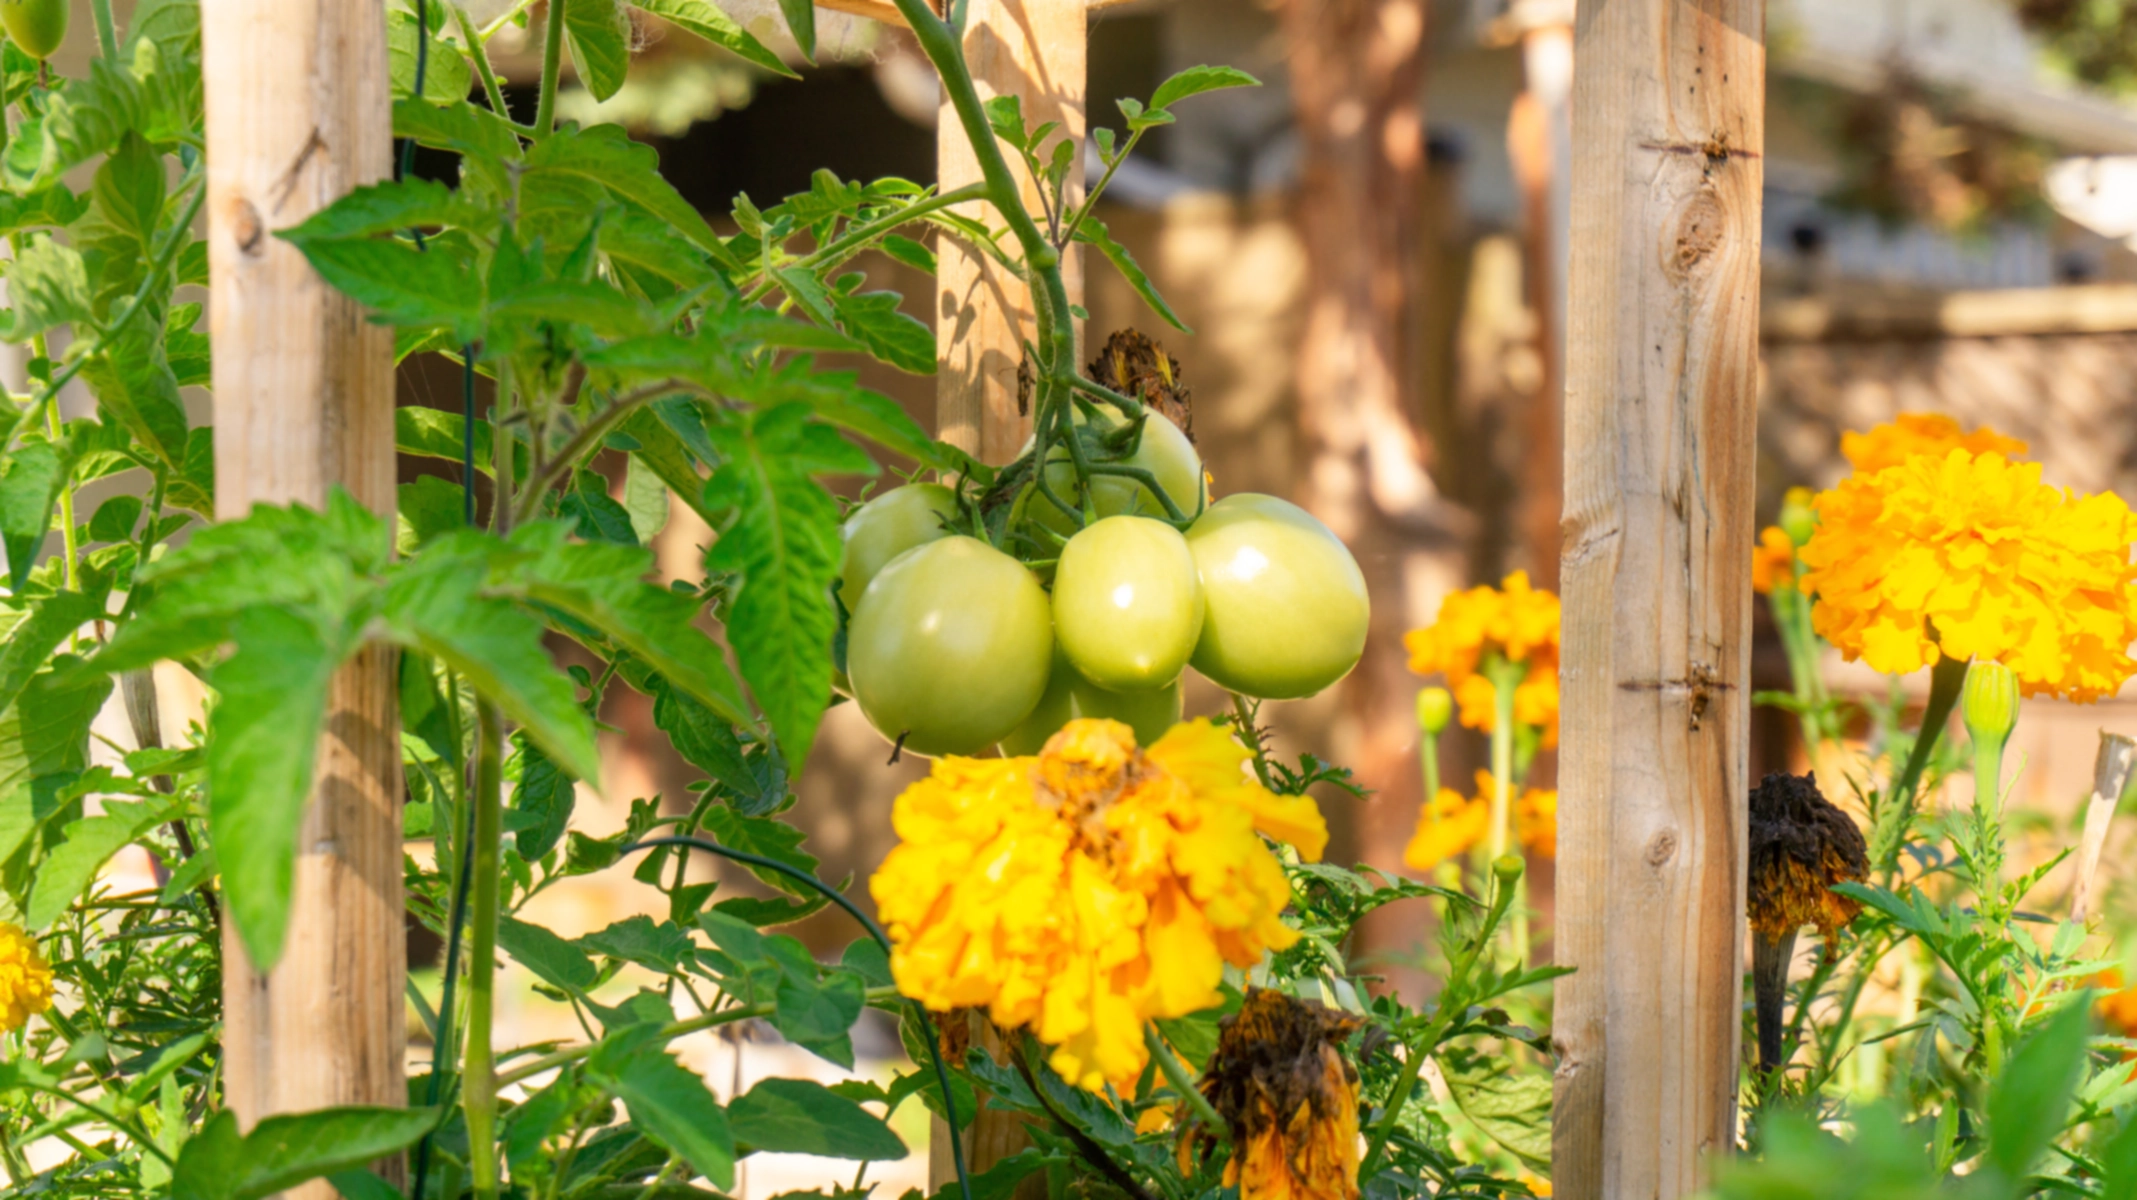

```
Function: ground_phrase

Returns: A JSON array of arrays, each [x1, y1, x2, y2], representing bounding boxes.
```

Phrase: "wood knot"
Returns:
[[1646, 829, 1678, 867], [231, 198, 264, 256], [1665, 190, 1727, 280]]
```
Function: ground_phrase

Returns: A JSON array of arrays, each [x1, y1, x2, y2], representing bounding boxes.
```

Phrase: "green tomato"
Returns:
[[1186, 493, 1369, 700], [0, 0, 65, 60], [848, 536, 1054, 756], [1052, 515, 1203, 691], [1021, 409, 1205, 535], [837, 482, 958, 611], [999, 649, 1182, 755]]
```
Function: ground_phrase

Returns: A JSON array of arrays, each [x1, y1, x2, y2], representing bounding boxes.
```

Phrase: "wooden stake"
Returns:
[[1552, 2, 1764, 1196], [930, 0, 1083, 1189], [203, 1, 404, 1189]]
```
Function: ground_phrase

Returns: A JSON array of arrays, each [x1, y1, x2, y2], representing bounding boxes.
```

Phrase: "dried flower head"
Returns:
[[1748, 772, 1868, 938], [1193, 988, 1363, 1200], [871, 718, 1326, 1091], [0, 922, 53, 1033], [1841, 413, 2029, 475], [1090, 327, 1193, 441], [1404, 570, 1561, 746], [1800, 449, 2137, 701]]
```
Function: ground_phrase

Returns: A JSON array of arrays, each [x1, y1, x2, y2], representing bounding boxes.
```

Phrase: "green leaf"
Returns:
[[1438, 1045, 1552, 1172], [498, 915, 600, 994], [586, 1028, 737, 1190], [1147, 65, 1260, 113], [81, 315, 191, 467], [2100, 1109, 2137, 1200], [771, 955, 864, 1068], [8, 61, 146, 193], [623, 456, 669, 545], [396, 475, 465, 552], [925, 1148, 1056, 1200], [171, 1107, 438, 1200], [282, 179, 485, 242], [509, 732, 576, 861], [619, 409, 719, 527], [580, 914, 693, 972], [525, 122, 735, 269], [0, 667, 112, 801], [327, 1169, 405, 1200], [88, 494, 142, 543], [879, 233, 935, 274], [25, 799, 169, 929], [392, 97, 522, 174], [1073, 215, 1189, 334], [0, 188, 89, 238], [383, 549, 602, 785], [703, 406, 868, 763], [209, 605, 356, 968], [388, 0, 475, 103], [0, 589, 105, 715], [832, 290, 934, 375], [775, 0, 815, 60], [653, 682, 781, 816], [500, 523, 751, 730], [0, 234, 93, 342], [560, 469, 638, 545], [563, 0, 632, 102], [729, 1077, 905, 1160], [1987, 1000, 2090, 1183], [983, 94, 1027, 149], [92, 131, 166, 246], [0, 442, 63, 590], [698, 806, 820, 897], [631, 0, 794, 78], [289, 237, 484, 337]]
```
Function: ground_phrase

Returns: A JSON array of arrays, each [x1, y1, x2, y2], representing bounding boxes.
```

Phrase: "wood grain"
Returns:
[[203, 1, 404, 1191], [1552, 2, 1764, 1196], [929, 1, 1083, 1190]]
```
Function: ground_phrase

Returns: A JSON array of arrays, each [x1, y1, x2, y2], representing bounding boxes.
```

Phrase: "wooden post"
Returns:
[[929, 0, 1084, 1189], [1552, 1, 1763, 1196], [203, 1, 404, 1188]]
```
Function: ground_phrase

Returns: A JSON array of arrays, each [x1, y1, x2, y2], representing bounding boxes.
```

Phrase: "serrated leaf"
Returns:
[[396, 475, 465, 552], [525, 121, 735, 269], [983, 94, 1026, 149], [81, 316, 190, 467], [0, 441, 64, 591], [25, 798, 169, 929], [563, 0, 632, 102], [631, 0, 795, 78], [879, 232, 934, 274], [499, 915, 600, 993], [1438, 1045, 1552, 1172], [209, 604, 357, 968], [92, 131, 166, 246], [832, 290, 934, 375], [580, 913, 693, 972], [1148, 64, 1260, 113], [703, 406, 864, 763], [290, 236, 484, 337], [282, 179, 485, 243], [393, 97, 521, 165], [0, 588, 106, 721], [560, 469, 638, 545], [8, 60, 146, 192], [622, 455, 669, 544], [653, 682, 782, 815], [586, 1028, 737, 1189], [0, 234, 93, 342], [0, 188, 90, 237], [698, 805, 820, 897], [730, 1077, 905, 1160], [1073, 215, 1188, 333], [509, 732, 576, 861], [171, 1107, 438, 1200], [388, 0, 475, 103]]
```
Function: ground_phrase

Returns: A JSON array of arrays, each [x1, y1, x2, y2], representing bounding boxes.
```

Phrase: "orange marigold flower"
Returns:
[[1751, 525, 1798, 596], [1515, 786, 1558, 860], [871, 718, 1326, 1092], [2098, 970, 2137, 1039], [0, 922, 53, 1033], [1403, 770, 1555, 869], [1840, 413, 2029, 475], [1800, 450, 2137, 701], [1404, 570, 1561, 747]]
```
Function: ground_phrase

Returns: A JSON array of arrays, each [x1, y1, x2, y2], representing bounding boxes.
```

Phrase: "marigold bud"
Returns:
[[1415, 686, 1453, 735], [1963, 659, 2020, 752], [1778, 486, 1818, 545], [1492, 854, 1524, 885]]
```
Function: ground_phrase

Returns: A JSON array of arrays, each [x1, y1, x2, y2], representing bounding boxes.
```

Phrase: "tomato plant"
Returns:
[[1050, 514, 1203, 692], [1187, 493, 1371, 700]]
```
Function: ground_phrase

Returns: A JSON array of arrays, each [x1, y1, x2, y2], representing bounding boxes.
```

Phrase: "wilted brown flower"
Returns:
[[1089, 328, 1193, 441], [1191, 988, 1362, 1200], [1748, 772, 1868, 1075]]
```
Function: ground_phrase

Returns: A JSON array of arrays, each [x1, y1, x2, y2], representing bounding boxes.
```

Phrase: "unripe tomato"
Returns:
[[848, 536, 1053, 756], [837, 482, 958, 610], [1022, 410, 1205, 535], [0, 0, 65, 60], [999, 649, 1181, 755], [1186, 493, 1369, 700], [1052, 515, 1203, 691]]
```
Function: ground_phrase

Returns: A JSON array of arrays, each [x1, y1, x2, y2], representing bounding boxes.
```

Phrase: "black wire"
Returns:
[[621, 836, 975, 1200]]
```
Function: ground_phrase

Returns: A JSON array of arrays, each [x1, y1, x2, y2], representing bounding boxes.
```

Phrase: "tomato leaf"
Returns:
[[631, 0, 795, 78], [526, 123, 737, 269], [508, 732, 576, 861], [730, 1077, 906, 1160], [0, 441, 64, 591], [25, 798, 171, 929], [1073, 215, 1189, 334], [1147, 65, 1260, 114], [171, 1107, 438, 1200], [832, 289, 934, 375], [0, 234, 92, 342], [586, 1027, 737, 1189], [775, 0, 815, 60]]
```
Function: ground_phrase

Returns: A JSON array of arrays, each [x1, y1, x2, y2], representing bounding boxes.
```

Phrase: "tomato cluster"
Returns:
[[838, 415, 1369, 757]]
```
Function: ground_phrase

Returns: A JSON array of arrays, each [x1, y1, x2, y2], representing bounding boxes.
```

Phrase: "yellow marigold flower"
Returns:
[[1404, 570, 1560, 747], [871, 718, 1326, 1092], [0, 922, 53, 1032], [1800, 450, 2137, 701], [1402, 788, 1486, 872], [1840, 412, 2028, 475], [1198, 989, 1362, 1200], [1515, 786, 1558, 860], [1751, 525, 1798, 596]]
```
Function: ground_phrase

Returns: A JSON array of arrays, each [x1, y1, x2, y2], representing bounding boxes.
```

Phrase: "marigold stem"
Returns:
[[464, 698, 505, 1199], [1141, 1023, 1226, 1141]]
